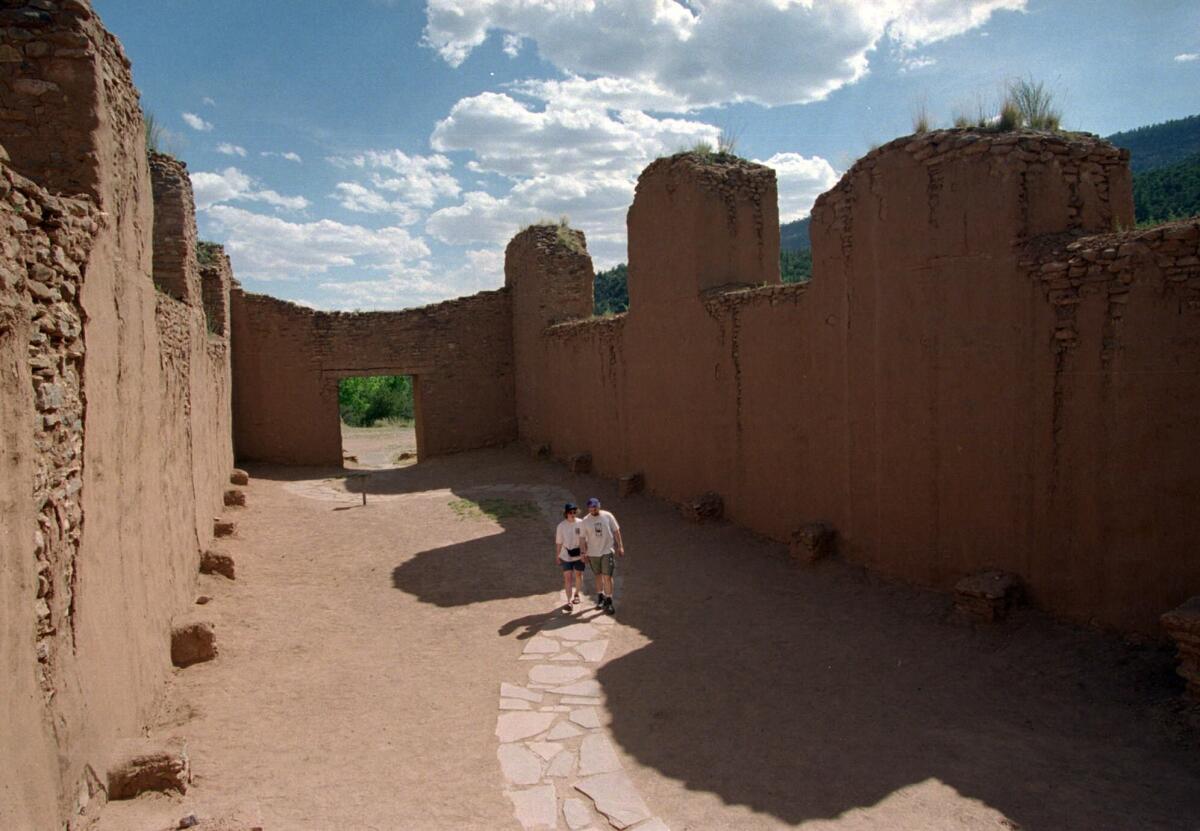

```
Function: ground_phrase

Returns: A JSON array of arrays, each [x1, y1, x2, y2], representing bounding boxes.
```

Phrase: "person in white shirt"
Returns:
[[554, 502, 585, 613], [580, 497, 623, 615]]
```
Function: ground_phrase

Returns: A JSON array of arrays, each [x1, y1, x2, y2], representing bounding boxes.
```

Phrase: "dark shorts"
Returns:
[[561, 549, 584, 572]]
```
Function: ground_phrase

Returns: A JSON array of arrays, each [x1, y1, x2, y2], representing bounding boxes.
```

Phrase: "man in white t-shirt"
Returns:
[[554, 503, 585, 613], [580, 497, 623, 615]]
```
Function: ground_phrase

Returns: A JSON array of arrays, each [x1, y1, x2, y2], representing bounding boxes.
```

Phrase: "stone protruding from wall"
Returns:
[[628, 152, 780, 309], [149, 152, 201, 303], [505, 224, 595, 447]]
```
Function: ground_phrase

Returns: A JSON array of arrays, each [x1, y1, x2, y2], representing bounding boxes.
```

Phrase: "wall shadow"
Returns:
[[592, 516, 1200, 829], [342, 447, 1198, 827]]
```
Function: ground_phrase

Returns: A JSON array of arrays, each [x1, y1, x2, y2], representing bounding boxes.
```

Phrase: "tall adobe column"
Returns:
[[627, 153, 780, 310], [149, 152, 202, 304], [505, 224, 594, 445]]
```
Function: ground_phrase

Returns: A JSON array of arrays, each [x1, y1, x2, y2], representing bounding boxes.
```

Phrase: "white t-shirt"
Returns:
[[555, 518, 584, 561], [581, 510, 620, 557]]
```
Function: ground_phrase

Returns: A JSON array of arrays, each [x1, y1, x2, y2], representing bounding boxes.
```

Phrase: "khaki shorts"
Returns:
[[588, 552, 615, 576]]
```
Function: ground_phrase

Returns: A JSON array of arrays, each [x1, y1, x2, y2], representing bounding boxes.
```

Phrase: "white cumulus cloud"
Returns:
[[317, 247, 508, 311], [216, 142, 247, 157], [332, 182, 423, 223], [262, 150, 304, 163], [423, 0, 1026, 110], [191, 167, 310, 211], [182, 112, 213, 131], [1175, 52, 1199, 62], [756, 152, 841, 222], [204, 205, 431, 281], [431, 92, 718, 178], [328, 150, 461, 207]]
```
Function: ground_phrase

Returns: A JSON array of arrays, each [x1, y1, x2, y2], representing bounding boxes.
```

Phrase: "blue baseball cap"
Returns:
[[586, 497, 601, 507]]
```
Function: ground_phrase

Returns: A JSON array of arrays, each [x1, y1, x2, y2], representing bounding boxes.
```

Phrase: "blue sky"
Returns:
[[93, 0, 1200, 310]]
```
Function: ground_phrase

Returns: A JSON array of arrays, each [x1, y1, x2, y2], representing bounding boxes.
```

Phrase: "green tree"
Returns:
[[593, 263, 629, 315], [338, 376, 413, 426]]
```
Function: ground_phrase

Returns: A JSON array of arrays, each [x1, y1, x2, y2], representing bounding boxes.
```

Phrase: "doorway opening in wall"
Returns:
[[337, 375, 418, 470]]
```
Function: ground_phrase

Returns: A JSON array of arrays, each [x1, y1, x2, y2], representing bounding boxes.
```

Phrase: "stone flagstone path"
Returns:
[[497, 610, 669, 831], [286, 474, 667, 829]]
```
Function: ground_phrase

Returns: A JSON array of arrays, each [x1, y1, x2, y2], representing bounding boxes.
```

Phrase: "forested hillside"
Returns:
[[1133, 152, 1200, 224], [1107, 114, 1200, 174]]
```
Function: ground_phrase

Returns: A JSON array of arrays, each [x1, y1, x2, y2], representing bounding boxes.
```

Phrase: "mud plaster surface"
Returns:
[[96, 447, 1199, 830]]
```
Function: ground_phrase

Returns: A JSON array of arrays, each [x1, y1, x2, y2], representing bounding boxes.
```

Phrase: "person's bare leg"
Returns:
[[573, 569, 583, 601], [561, 569, 573, 609]]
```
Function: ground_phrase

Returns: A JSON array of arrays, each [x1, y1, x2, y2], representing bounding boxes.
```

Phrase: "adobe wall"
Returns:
[[0, 2, 233, 827], [512, 132, 1199, 634], [230, 287, 515, 465]]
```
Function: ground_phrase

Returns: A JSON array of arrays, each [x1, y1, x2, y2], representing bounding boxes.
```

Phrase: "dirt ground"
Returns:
[[341, 422, 418, 469], [95, 446, 1200, 830]]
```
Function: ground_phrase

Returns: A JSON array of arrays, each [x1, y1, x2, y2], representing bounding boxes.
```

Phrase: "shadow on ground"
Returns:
[[596, 516, 1199, 829], [276, 449, 1200, 827]]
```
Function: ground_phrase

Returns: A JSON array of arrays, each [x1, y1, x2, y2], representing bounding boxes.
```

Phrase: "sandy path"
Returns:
[[96, 447, 1199, 830], [341, 423, 417, 469]]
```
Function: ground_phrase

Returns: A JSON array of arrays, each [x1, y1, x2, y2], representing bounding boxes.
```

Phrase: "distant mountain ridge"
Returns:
[[778, 113, 1200, 251], [1105, 114, 1200, 174]]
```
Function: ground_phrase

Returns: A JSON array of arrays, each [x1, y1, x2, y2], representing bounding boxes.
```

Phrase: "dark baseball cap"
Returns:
[[586, 497, 601, 507], [563, 502, 578, 514]]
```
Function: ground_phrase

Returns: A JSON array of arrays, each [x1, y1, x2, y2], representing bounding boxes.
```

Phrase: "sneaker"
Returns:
[[594, 593, 606, 610], [562, 603, 572, 614], [604, 598, 615, 615]]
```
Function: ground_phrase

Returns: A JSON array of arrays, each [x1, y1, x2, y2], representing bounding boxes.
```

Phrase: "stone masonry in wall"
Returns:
[[198, 242, 232, 338], [149, 152, 202, 304], [1022, 220, 1200, 353], [0, 0, 137, 200], [2, 4, 237, 827], [0, 148, 97, 703]]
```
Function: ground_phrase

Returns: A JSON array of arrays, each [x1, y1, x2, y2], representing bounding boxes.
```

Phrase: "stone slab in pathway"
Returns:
[[563, 797, 594, 830], [575, 772, 653, 829], [549, 679, 602, 697], [545, 749, 577, 778], [523, 637, 562, 654], [544, 623, 603, 641], [569, 707, 602, 729], [500, 699, 532, 711], [546, 722, 582, 740], [575, 640, 609, 663], [496, 712, 557, 743], [498, 744, 544, 786], [506, 783, 559, 830], [529, 664, 591, 685], [501, 682, 544, 703], [527, 741, 563, 761], [578, 733, 623, 776]]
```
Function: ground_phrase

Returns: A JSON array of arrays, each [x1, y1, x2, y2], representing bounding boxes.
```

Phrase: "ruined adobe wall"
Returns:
[[0, 3, 233, 827], [0, 153, 98, 830], [231, 287, 515, 465], [514, 132, 1198, 633]]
